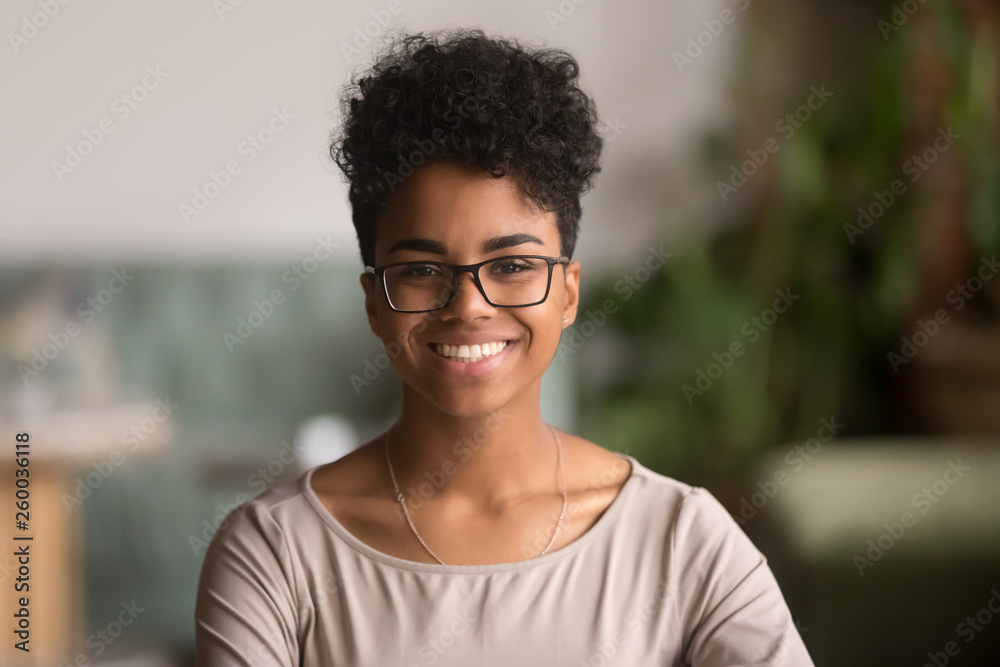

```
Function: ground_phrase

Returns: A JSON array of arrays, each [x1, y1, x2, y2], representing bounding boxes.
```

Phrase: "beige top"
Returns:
[[195, 452, 814, 666]]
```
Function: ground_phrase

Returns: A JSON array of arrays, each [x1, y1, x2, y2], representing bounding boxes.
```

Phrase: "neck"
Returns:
[[388, 381, 561, 510]]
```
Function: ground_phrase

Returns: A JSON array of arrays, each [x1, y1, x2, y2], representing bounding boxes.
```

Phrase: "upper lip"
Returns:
[[426, 334, 516, 345]]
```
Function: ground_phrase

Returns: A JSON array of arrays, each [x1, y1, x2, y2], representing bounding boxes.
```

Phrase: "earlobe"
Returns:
[[561, 260, 581, 328]]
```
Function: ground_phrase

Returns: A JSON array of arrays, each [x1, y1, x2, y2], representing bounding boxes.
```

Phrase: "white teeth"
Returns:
[[433, 340, 508, 363]]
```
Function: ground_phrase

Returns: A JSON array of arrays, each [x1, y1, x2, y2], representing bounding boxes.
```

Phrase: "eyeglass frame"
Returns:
[[364, 254, 571, 313]]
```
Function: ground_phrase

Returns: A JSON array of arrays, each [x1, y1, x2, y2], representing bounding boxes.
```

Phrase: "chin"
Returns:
[[410, 381, 514, 420]]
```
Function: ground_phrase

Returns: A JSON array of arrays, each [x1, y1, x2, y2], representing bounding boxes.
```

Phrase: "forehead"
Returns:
[[375, 161, 559, 257]]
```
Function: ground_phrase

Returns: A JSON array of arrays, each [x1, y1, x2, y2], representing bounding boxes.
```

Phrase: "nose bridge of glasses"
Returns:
[[448, 265, 491, 305]]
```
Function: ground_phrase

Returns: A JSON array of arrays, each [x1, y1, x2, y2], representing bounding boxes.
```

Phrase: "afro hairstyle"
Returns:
[[329, 28, 605, 267]]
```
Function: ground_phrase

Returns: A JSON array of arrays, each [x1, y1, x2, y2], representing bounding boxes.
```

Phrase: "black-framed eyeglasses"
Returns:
[[365, 255, 570, 313]]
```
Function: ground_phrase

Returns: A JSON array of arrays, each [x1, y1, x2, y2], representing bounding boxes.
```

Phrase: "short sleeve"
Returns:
[[195, 500, 300, 667], [672, 487, 814, 667]]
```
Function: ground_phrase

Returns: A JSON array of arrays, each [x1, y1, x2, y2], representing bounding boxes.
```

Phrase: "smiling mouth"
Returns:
[[432, 341, 510, 363]]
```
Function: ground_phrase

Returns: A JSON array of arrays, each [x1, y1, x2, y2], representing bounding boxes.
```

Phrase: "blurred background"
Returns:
[[1, 0, 999, 664]]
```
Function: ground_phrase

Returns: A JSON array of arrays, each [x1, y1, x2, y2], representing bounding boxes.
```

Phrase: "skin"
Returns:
[[310, 160, 633, 565]]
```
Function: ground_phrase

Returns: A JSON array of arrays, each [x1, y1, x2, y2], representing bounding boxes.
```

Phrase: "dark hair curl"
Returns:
[[330, 28, 605, 266]]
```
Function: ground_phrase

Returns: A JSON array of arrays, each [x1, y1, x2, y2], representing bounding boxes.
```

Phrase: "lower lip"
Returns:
[[423, 341, 516, 376]]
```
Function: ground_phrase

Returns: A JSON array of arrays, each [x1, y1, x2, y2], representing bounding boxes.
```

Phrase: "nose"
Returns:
[[441, 271, 495, 320]]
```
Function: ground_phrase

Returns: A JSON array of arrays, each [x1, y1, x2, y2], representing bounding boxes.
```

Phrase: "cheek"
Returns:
[[379, 313, 431, 359], [524, 310, 563, 352]]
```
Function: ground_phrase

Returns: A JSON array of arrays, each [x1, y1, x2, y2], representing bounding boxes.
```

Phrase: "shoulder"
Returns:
[[603, 449, 698, 514], [626, 471, 808, 664], [195, 483, 306, 664], [195, 475, 318, 618], [611, 455, 763, 561], [198, 481, 303, 564]]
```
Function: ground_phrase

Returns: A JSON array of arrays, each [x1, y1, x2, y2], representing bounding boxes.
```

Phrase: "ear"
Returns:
[[560, 260, 580, 329], [360, 272, 382, 338]]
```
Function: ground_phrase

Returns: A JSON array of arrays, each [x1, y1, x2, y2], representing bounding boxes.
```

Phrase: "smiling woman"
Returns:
[[193, 27, 815, 666]]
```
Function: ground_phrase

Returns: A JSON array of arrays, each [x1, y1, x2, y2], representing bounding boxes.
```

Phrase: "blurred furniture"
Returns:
[[0, 402, 173, 667], [746, 438, 1000, 665]]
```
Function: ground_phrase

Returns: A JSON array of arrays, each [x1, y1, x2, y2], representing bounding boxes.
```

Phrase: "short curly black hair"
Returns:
[[329, 28, 605, 267]]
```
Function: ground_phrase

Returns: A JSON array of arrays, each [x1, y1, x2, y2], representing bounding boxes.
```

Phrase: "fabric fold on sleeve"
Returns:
[[673, 487, 814, 667], [195, 500, 301, 667]]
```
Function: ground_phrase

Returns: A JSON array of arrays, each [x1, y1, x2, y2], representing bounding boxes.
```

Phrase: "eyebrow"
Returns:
[[387, 233, 544, 255]]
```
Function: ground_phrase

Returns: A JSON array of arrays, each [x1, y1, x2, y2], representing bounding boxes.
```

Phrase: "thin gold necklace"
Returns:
[[384, 423, 567, 565]]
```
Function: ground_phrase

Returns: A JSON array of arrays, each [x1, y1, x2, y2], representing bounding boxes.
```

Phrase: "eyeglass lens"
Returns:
[[384, 257, 551, 311]]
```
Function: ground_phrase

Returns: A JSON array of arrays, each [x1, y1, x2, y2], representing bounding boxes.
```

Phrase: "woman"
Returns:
[[195, 28, 814, 666]]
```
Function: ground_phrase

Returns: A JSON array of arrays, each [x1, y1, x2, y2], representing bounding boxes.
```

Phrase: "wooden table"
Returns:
[[0, 401, 174, 666]]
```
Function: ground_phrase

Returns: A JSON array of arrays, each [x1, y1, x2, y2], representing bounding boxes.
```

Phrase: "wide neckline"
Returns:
[[300, 452, 640, 574]]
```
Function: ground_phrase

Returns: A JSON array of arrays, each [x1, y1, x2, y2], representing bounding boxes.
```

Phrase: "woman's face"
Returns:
[[361, 161, 580, 417]]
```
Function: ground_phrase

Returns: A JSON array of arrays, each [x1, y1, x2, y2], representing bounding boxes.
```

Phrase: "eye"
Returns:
[[490, 258, 535, 275], [398, 263, 444, 278]]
